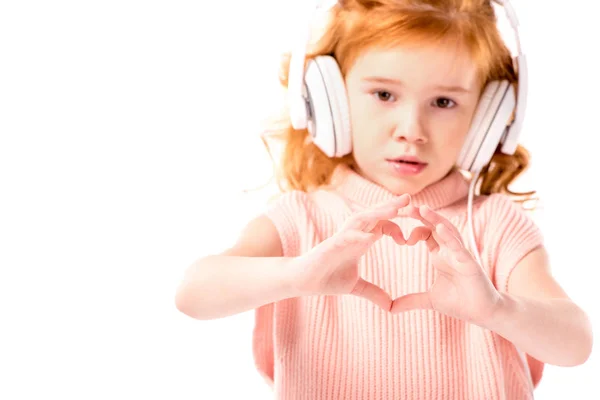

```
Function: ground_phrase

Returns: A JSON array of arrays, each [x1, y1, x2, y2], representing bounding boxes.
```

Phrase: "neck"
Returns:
[[327, 164, 471, 212]]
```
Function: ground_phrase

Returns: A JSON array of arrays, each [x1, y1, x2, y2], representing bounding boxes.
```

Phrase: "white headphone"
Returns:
[[288, 0, 528, 174]]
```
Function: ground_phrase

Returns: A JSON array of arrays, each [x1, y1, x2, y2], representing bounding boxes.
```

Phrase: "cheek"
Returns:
[[351, 118, 387, 152], [455, 117, 474, 145], [451, 121, 470, 142], [348, 92, 372, 122], [439, 112, 472, 139], [431, 119, 471, 156], [348, 97, 383, 145]]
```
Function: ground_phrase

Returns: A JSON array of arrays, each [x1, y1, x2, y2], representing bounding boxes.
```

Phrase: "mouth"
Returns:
[[386, 156, 428, 176], [386, 156, 427, 166]]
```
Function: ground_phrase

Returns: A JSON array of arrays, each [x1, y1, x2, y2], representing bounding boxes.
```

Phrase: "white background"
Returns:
[[1, 1, 598, 399]]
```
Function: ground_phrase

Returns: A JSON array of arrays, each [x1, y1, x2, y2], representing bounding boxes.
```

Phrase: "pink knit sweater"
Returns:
[[253, 165, 544, 400]]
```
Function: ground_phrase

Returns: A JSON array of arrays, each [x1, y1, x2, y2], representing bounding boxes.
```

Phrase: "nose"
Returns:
[[391, 105, 427, 144]]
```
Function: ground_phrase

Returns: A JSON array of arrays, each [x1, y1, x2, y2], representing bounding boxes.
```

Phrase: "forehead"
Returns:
[[347, 42, 480, 90]]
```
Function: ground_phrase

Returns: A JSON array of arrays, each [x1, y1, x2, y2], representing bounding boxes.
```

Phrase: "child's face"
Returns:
[[344, 41, 481, 195]]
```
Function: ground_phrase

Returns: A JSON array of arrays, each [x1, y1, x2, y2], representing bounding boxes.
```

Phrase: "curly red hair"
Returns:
[[261, 0, 535, 205]]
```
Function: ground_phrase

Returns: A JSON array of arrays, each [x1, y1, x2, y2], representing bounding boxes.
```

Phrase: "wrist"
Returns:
[[280, 256, 309, 298], [479, 292, 521, 332]]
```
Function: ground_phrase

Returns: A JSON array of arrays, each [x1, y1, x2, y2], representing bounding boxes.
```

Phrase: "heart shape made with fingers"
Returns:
[[295, 193, 493, 319], [346, 202, 442, 311]]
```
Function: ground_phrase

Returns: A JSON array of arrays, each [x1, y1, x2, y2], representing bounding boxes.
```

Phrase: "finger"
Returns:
[[422, 221, 459, 255], [367, 194, 412, 222], [424, 232, 440, 252], [331, 230, 378, 260], [419, 205, 462, 240], [435, 223, 463, 251], [351, 278, 393, 311], [404, 227, 440, 251], [348, 205, 397, 232], [405, 204, 432, 227], [348, 194, 412, 232], [378, 193, 411, 210], [347, 193, 410, 214], [405, 204, 442, 246], [429, 229, 446, 253], [432, 246, 480, 277], [434, 224, 472, 262], [430, 251, 461, 275], [373, 220, 406, 244], [336, 230, 375, 248], [405, 226, 430, 245], [352, 202, 408, 232], [432, 226, 480, 274], [390, 292, 433, 313], [436, 224, 480, 265]]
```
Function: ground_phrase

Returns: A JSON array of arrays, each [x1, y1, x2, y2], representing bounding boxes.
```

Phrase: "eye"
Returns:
[[374, 90, 395, 102], [434, 97, 456, 108]]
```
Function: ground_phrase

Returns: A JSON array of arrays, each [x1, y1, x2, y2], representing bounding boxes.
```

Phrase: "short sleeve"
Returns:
[[253, 190, 310, 385], [480, 194, 546, 388], [483, 194, 545, 293], [264, 190, 310, 257]]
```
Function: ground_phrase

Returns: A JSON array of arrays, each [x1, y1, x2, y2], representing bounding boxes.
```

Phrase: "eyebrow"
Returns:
[[362, 76, 473, 93]]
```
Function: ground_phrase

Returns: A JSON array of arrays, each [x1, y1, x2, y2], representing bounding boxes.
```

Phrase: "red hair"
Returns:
[[261, 0, 535, 204]]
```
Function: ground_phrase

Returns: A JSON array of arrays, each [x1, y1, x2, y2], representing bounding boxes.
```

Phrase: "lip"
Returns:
[[386, 155, 427, 164], [385, 155, 428, 176]]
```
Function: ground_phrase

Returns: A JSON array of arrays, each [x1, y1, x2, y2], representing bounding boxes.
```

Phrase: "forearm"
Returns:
[[175, 255, 301, 320], [482, 293, 593, 367]]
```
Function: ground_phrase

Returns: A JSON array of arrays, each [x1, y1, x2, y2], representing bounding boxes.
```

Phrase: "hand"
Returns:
[[390, 205, 502, 325], [290, 194, 431, 311]]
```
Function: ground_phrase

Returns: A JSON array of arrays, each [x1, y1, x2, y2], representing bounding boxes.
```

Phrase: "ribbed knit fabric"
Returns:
[[253, 165, 545, 400]]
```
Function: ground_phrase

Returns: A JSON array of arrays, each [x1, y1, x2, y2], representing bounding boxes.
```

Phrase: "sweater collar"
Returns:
[[327, 164, 470, 211]]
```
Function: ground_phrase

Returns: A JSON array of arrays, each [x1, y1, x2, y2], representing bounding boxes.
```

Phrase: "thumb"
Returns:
[[390, 292, 433, 313]]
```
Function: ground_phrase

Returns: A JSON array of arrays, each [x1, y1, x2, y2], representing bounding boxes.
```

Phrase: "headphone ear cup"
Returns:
[[458, 80, 516, 172], [304, 55, 352, 158]]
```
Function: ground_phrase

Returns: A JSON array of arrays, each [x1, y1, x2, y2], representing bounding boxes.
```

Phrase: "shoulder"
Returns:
[[265, 187, 353, 255], [476, 194, 545, 289], [262, 189, 321, 257], [266, 189, 312, 210], [221, 187, 348, 259], [266, 187, 351, 220], [221, 212, 285, 257], [477, 192, 518, 211], [471, 192, 544, 251], [475, 192, 538, 224], [220, 191, 314, 259], [264, 190, 314, 226]]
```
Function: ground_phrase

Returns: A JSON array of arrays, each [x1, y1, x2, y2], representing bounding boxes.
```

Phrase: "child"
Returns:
[[175, 0, 593, 398]]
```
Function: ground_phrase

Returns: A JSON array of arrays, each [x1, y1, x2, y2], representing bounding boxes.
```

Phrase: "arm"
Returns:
[[391, 203, 594, 368], [175, 194, 414, 320], [481, 246, 593, 367], [174, 214, 302, 320]]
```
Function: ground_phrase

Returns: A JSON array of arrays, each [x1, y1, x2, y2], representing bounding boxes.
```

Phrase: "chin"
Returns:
[[379, 174, 430, 196], [357, 162, 446, 195]]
